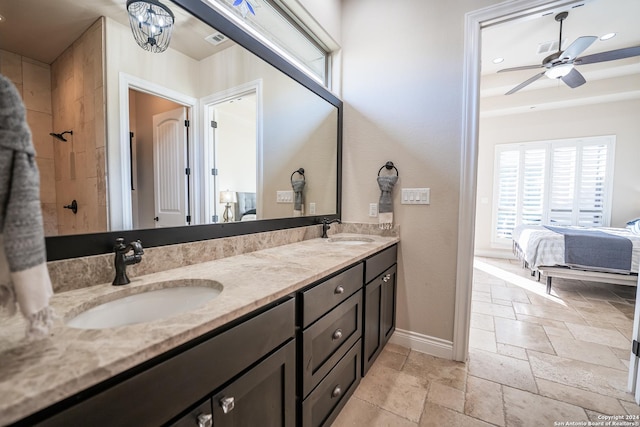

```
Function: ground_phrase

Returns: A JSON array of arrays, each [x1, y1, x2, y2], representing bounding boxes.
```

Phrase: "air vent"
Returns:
[[537, 38, 565, 54], [205, 33, 227, 46]]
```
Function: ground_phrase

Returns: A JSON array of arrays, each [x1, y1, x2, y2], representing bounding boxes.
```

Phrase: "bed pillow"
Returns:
[[628, 219, 640, 234]]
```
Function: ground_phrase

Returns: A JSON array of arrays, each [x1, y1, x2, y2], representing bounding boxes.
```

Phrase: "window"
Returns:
[[492, 136, 615, 245], [205, 0, 330, 86]]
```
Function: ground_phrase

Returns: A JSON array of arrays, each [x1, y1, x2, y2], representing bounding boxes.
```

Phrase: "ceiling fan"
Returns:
[[498, 11, 640, 95]]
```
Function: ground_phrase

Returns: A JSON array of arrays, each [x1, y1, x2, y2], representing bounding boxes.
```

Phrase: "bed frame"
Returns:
[[513, 241, 638, 294], [538, 266, 638, 294]]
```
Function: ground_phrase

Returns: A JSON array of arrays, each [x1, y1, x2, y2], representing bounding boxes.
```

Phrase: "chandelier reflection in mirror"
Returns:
[[126, 0, 175, 53]]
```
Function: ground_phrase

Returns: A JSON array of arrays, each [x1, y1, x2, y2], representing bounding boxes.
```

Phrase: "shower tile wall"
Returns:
[[0, 17, 106, 237], [0, 49, 58, 235], [51, 17, 107, 235]]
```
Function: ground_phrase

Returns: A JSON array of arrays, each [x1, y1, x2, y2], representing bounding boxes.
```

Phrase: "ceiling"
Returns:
[[0, 0, 233, 63], [480, 0, 640, 116]]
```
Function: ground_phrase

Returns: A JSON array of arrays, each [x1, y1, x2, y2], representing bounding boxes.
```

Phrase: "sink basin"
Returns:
[[66, 279, 223, 329], [327, 236, 374, 245]]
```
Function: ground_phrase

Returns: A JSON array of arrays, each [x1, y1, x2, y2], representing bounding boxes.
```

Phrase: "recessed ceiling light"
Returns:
[[492, 57, 504, 64], [0, 14, 6, 23], [600, 32, 616, 41]]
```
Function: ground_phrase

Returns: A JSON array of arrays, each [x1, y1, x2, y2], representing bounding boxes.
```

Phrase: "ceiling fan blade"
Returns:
[[575, 46, 640, 65], [561, 68, 586, 88], [560, 36, 597, 61], [505, 71, 546, 95], [497, 64, 544, 73]]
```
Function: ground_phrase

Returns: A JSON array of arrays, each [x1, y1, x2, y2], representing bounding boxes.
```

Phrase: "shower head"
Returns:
[[49, 130, 73, 142]]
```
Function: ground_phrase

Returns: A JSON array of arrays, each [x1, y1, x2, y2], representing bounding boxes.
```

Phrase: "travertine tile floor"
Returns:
[[332, 257, 640, 426]]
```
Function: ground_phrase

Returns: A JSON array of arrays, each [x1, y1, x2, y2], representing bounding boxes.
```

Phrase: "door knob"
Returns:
[[153, 216, 159, 221]]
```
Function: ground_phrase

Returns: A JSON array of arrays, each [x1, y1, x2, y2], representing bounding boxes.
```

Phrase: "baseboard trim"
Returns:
[[474, 249, 516, 259], [389, 328, 453, 360]]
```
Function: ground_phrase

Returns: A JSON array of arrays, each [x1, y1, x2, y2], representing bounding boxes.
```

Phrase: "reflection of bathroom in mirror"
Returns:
[[0, 0, 338, 238]]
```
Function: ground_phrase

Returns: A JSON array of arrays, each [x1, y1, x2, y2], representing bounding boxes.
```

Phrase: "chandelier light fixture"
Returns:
[[126, 0, 175, 53]]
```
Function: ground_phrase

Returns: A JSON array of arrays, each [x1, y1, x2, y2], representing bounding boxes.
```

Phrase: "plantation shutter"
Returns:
[[492, 136, 614, 245]]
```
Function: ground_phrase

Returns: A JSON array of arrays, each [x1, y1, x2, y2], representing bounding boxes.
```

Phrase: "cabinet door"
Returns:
[[363, 265, 397, 376], [211, 340, 296, 427], [381, 265, 397, 344], [363, 275, 382, 376]]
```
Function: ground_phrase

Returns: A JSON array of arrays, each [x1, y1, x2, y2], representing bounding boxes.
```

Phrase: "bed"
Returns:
[[234, 192, 257, 221], [512, 224, 640, 293]]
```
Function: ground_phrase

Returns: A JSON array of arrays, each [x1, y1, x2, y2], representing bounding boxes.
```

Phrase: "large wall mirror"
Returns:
[[0, 0, 341, 260]]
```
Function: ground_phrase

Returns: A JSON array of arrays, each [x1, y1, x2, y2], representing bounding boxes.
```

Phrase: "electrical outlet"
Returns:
[[309, 202, 316, 214], [369, 203, 378, 217]]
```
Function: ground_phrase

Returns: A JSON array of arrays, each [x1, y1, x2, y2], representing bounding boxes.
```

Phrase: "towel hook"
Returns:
[[377, 161, 399, 177], [291, 167, 305, 183]]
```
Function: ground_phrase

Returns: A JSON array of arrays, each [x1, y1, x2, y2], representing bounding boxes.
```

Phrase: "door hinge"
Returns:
[[212, 214, 219, 223], [185, 119, 190, 127], [185, 167, 191, 176], [186, 215, 191, 224], [211, 168, 218, 176], [211, 120, 218, 128], [633, 340, 640, 358]]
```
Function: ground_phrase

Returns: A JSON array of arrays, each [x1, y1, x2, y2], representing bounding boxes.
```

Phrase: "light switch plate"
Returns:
[[401, 188, 430, 205], [309, 202, 316, 214], [276, 190, 294, 203]]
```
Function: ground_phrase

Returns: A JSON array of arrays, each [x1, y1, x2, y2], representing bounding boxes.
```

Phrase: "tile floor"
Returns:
[[332, 257, 639, 426]]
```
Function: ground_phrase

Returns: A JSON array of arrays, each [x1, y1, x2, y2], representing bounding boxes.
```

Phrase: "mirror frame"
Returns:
[[45, 0, 342, 261]]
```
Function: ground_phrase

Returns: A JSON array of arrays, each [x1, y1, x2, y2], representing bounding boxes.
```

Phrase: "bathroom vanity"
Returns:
[[1, 235, 398, 427]]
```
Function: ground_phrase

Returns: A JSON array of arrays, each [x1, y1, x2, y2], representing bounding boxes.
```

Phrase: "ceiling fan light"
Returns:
[[126, 0, 175, 53], [545, 63, 574, 79]]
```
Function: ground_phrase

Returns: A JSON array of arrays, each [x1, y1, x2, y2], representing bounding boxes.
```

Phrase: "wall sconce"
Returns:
[[220, 190, 237, 223], [126, 0, 175, 53]]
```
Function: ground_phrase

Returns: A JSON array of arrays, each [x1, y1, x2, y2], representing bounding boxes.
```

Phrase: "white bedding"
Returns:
[[512, 225, 640, 274]]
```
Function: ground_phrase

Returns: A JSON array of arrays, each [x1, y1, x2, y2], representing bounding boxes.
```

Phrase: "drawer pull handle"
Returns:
[[332, 386, 342, 398], [332, 329, 343, 340], [220, 396, 235, 414], [335, 285, 345, 294], [382, 274, 391, 283], [197, 413, 213, 427]]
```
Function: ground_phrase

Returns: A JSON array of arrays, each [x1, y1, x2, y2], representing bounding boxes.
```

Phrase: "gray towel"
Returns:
[[0, 74, 54, 339], [292, 179, 305, 216], [377, 175, 398, 229]]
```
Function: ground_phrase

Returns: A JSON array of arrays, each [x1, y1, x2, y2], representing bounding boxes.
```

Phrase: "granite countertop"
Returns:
[[0, 233, 398, 425]]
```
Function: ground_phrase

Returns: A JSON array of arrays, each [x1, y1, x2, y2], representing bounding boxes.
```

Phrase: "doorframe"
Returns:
[[116, 72, 199, 230], [453, 0, 584, 362], [200, 80, 263, 224]]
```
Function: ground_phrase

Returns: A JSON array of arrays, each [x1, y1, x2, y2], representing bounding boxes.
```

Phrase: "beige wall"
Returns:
[[340, 0, 502, 343], [475, 99, 640, 254], [50, 18, 107, 235], [0, 50, 58, 235]]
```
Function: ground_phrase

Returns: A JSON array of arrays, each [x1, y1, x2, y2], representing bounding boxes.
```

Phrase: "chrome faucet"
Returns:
[[113, 238, 144, 286], [321, 218, 341, 238]]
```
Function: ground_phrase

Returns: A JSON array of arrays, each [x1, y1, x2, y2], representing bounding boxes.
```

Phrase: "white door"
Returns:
[[153, 107, 187, 227], [628, 274, 640, 403]]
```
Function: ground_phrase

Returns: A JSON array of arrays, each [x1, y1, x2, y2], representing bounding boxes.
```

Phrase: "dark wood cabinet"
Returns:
[[22, 244, 398, 427], [210, 340, 296, 427], [363, 245, 398, 376], [32, 298, 295, 427], [297, 263, 365, 426]]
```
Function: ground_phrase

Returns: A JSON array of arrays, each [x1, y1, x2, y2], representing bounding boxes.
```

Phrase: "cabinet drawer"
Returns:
[[301, 291, 362, 397], [37, 297, 295, 427], [365, 245, 397, 283], [301, 340, 361, 427], [301, 263, 363, 327]]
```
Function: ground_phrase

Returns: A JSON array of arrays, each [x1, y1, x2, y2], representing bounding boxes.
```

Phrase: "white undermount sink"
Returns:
[[327, 236, 374, 245], [66, 279, 223, 330]]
